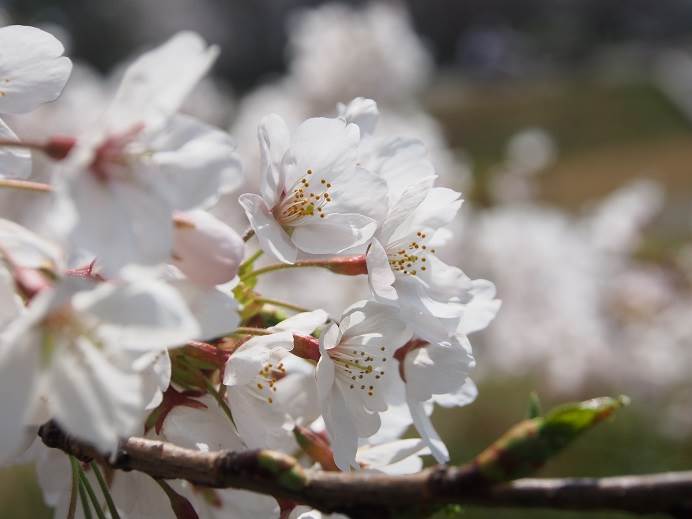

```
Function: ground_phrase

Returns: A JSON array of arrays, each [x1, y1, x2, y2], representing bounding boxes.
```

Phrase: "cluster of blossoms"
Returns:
[[0, 24, 498, 518]]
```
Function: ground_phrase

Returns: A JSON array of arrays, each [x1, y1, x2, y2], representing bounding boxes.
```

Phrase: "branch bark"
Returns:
[[38, 422, 692, 518]]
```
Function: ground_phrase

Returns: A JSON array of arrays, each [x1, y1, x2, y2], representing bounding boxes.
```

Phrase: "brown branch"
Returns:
[[38, 422, 692, 518]]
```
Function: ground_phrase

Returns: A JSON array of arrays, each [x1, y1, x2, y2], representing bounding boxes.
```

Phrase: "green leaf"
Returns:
[[474, 395, 628, 483], [527, 391, 542, 419]]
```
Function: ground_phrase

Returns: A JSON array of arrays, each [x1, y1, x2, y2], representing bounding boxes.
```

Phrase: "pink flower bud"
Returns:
[[324, 255, 367, 276], [172, 210, 244, 287], [43, 135, 76, 160]]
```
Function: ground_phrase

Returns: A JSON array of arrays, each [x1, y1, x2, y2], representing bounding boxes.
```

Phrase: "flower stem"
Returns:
[[78, 481, 94, 519], [0, 178, 52, 193], [231, 326, 271, 336], [78, 465, 107, 519], [0, 138, 46, 151], [90, 461, 122, 519], [67, 456, 80, 519], [256, 297, 310, 314], [239, 256, 367, 283], [239, 262, 306, 283], [239, 249, 263, 271]]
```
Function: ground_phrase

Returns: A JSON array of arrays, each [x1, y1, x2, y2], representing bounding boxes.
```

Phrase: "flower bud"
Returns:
[[292, 334, 321, 362], [172, 210, 244, 287], [43, 135, 77, 160], [324, 255, 367, 276], [293, 425, 338, 471]]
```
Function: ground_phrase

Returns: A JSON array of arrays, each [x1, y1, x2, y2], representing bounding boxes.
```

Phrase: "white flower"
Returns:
[[223, 310, 327, 449], [316, 300, 411, 470], [400, 335, 477, 464], [59, 32, 241, 273], [366, 185, 473, 342], [172, 210, 245, 287], [239, 114, 387, 263], [0, 25, 72, 179], [0, 273, 199, 461]]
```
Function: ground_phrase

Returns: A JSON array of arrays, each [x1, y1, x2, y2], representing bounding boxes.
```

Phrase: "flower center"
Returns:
[[253, 360, 287, 404], [330, 344, 388, 397], [89, 123, 145, 182], [387, 231, 435, 277], [274, 168, 333, 226]]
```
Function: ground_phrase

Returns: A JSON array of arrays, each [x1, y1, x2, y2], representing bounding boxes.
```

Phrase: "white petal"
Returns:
[[258, 114, 290, 207], [168, 278, 239, 341], [408, 397, 449, 464], [46, 341, 148, 453], [172, 210, 244, 287], [73, 278, 200, 350], [109, 470, 176, 519], [283, 117, 359, 188], [65, 172, 174, 273], [0, 218, 62, 270], [366, 239, 398, 302], [291, 212, 377, 254], [0, 25, 72, 114], [357, 438, 428, 470], [363, 137, 436, 207], [326, 166, 389, 227], [0, 118, 31, 179], [108, 32, 218, 132], [458, 279, 502, 335], [404, 337, 475, 403], [270, 309, 328, 334], [146, 115, 238, 210], [322, 384, 359, 471], [163, 394, 244, 452], [0, 334, 37, 463], [0, 265, 21, 329], [239, 193, 297, 264], [315, 353, 336, 402], [224, 332, 294, 387], [338, 97, 379, 136], [434, 378, 478, 408], [408, 187, 462, 232]]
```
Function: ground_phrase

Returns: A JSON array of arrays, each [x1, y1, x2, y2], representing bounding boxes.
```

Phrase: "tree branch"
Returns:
[[37, 422, 692, 518]]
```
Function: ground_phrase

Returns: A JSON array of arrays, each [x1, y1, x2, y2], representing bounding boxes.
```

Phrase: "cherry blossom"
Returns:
[[58, 32, 241, 273], [0, 25, 72, 179], [224, 310, 328, 449], [316, 300, 411, 470], [0, 268, 199, 460], [239, 114, 387, 263]]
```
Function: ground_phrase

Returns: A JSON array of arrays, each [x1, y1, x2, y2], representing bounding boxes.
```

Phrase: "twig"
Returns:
[[38, 422, 692, 518]]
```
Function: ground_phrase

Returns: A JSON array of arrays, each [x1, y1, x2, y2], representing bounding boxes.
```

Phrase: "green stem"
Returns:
[[0, 178, 52, 193], [78, 466, 107, 519], [239, 262, 302, 283], [239, 249, 263, 271], [231, 326, 271, 336], [256, 297, 310, 313], [90, 461, 121, 519], [67, 456, 80, 519], [78, 481, 94, 519]]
